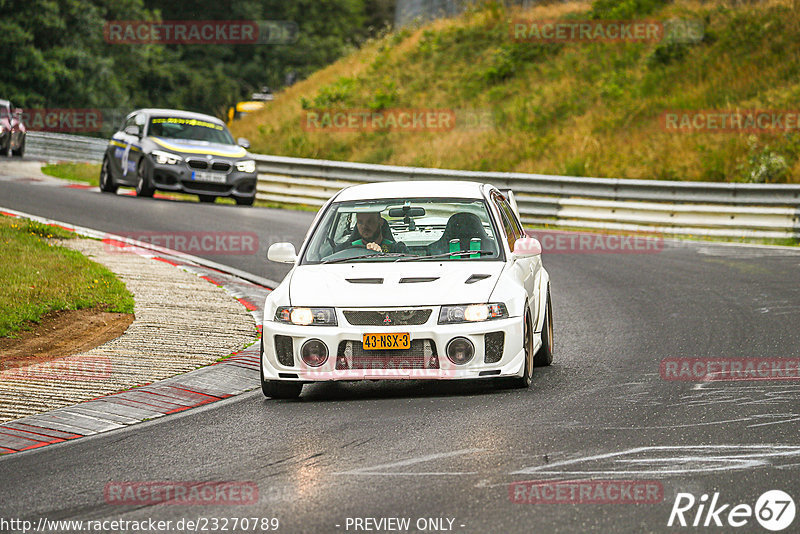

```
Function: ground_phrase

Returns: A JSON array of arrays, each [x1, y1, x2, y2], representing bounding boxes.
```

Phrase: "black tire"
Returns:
[[235, 195, 255, 206], [510, 309, 534, 388], [11, 137, 24, 157], [260, 338, 303, 399], [198, 195, 216, 203], [533, 292, 554, 367], [99, 156, 118, 193], [1, 138, 10, 157], [135, 160, 155, 197]]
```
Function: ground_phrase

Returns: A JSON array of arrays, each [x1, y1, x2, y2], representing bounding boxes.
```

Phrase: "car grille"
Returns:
[[211, 161, 231, 172], [343, 309, 432, 326], [484, 331, 504, 363], [187, 159, 208, 170], [336, 339, 438, 370]]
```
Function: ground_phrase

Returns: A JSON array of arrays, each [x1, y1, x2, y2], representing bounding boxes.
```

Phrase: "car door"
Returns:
[[492, 192, 536, 314]]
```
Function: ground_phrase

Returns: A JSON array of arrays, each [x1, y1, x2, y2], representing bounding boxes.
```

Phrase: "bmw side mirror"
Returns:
[[512, 237, 542, 258], [124, 125, 140, 137], [238, 137, 250, 149], [267, 242, 297, 263]]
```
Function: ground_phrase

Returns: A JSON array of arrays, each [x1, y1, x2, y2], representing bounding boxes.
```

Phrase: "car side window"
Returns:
[[492, 194, 519, 251]]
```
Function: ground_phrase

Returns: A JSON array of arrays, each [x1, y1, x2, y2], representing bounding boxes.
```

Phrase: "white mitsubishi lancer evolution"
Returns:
[[260, 180, 553, 398]]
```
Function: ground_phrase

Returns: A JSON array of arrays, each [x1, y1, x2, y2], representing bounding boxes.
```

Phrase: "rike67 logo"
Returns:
[[668, 490, 795, 531]]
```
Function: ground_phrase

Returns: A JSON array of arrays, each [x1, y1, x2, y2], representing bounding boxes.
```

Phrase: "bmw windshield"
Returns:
[[301, 197, 504, 264], [147, 116, 235, 144]]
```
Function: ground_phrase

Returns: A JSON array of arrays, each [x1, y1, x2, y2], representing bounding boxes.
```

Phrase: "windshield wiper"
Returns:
[[322, 252, 414, 264], [401, 250, 494, 262]]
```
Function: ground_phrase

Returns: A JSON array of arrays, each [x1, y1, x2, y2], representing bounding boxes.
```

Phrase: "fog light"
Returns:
[[301, 339, 328, 367], [446, 337, 474, 365]]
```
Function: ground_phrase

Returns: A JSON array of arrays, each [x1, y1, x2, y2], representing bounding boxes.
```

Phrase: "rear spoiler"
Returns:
[[499, 189, 522, 224]]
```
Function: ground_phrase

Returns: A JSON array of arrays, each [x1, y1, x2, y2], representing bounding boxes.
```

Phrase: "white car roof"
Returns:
[[334, 180, 488, 202]]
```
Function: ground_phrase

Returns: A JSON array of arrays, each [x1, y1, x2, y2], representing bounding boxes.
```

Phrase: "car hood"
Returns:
[[148, 137, 247, 159], [288, 262, 505, 307]]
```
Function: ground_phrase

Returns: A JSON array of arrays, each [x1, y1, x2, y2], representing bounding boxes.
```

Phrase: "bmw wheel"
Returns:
[[135, 160, 155, 198], [99, 156, 118, 194]]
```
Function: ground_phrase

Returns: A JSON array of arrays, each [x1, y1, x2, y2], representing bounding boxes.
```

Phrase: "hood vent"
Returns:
[[346, 277, 383, 284], [465, 274, 491, 284], [399, 277, 439, 283]]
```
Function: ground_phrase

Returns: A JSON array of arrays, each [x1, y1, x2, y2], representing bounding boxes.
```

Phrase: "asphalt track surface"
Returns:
[[1, 167, 800, 533]]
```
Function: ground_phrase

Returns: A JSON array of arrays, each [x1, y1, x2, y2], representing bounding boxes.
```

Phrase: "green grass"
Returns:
[[233, 0, 800, 183], [41, 162, 102, 185], [0, 215, 134, 337]]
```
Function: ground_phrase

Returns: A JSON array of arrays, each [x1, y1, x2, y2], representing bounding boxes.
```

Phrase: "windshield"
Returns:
[[147, 116, 234, 144], [301, 197, 503, 264]]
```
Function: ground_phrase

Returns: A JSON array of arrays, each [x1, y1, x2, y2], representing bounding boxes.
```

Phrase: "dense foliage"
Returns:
[[0, 0, 393, 118]]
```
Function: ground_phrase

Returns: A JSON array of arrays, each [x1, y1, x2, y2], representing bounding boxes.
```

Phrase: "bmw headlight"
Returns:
[[438, 303, 508, 324], [235, 159, 256, 173], [275, 306, 337, 326], [152, 150, 183, 165]]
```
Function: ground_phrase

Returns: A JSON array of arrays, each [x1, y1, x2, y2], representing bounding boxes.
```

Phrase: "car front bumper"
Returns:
[[149, 161, 257, 199], [260, 314, 528, 382]]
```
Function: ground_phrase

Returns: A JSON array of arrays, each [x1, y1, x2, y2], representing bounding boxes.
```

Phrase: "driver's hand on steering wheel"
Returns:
[[366, 242, 381, 252]]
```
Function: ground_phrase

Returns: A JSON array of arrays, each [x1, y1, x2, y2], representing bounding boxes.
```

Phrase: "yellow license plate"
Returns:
[[362, 333, 410, 350]]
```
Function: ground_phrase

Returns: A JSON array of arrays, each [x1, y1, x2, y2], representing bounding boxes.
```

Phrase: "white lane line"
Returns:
[[336, 447, 485, 476]]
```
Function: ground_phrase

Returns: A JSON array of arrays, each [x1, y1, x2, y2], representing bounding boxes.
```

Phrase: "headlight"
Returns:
[[275, 306, 337, 326], [152, 150, 183, 165], [235, 159, 256, 173], [438, 303, 508, 324]]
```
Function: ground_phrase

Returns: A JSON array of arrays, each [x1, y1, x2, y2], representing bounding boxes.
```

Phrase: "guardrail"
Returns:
[[253, 154, 800, 239], [23, 131, 800, 239], [26, 131, 106, 163]]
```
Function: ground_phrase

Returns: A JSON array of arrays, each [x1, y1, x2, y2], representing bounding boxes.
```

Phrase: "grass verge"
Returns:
[[0, 215, 135, 338]]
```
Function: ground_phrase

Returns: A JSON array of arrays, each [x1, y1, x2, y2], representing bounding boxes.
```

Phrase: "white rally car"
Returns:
[[260, 181, 553, 398]]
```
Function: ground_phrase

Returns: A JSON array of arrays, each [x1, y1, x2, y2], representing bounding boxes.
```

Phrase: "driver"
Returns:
[[348, 212, 409, 253]]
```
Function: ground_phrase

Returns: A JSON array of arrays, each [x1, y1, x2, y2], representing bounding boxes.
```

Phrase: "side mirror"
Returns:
[[267, 242, 297, 263], [124, 125, 140, 137], [238, 137, 250, 149], [512, 237, 542, 258]]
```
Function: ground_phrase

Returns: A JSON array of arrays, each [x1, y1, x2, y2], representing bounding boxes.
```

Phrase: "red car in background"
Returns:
[[0, 99, 26, 157]]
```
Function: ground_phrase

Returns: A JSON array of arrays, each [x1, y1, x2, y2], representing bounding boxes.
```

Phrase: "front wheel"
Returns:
[[533, 292, 554, 367], [510, 310, 534, 388], [99, 156, 117, 193], [260, 338, 303, 399], [235, 195, 255, 206], [11, 137, 24, 157], [135, 161, 155, 197]]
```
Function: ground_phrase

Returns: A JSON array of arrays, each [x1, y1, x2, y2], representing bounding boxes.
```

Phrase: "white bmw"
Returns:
[[260, 180, 553, 398]]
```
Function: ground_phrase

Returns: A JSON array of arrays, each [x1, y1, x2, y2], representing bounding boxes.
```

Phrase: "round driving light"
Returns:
[[301, 339, 328, 367], [446, 337, 474, 365]]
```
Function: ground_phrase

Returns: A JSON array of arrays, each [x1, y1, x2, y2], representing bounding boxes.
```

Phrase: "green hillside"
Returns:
[[232, 0, 800, 183]]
